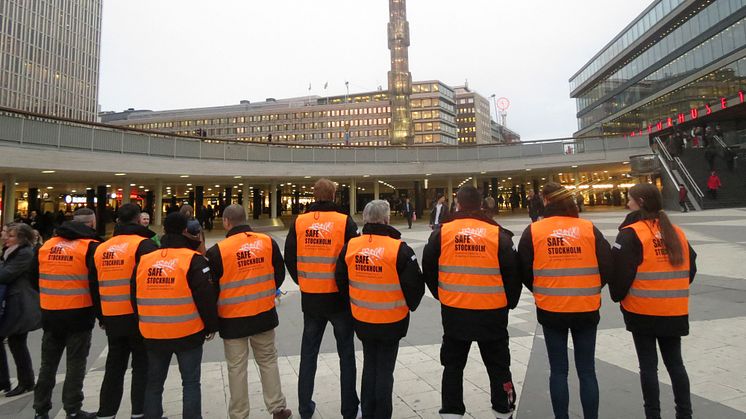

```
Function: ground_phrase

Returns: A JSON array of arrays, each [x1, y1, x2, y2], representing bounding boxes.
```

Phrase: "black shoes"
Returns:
[[65, 410, 97, 419], [34, 414, 49, 419], [4, 384, 33, 397]]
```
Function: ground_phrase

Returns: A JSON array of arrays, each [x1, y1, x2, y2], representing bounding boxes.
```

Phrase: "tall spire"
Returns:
[[388, 0, 414, 146]]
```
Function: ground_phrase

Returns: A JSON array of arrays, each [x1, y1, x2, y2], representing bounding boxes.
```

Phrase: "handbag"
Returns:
[[412, 212, 416, 221]]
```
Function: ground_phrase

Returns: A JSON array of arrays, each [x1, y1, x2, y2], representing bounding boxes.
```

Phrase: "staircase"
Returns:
[[674, 137, 746, 209]]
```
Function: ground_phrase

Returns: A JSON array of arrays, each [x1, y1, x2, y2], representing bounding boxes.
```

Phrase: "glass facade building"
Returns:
[[571, 0, 746, 137], [0, 0, 102, 121]]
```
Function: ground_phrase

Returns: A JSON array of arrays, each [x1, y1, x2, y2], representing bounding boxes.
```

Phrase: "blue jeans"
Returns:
[[298, 311, 359, 419], [144, 345, 203, 419], [542, 324, 599, 419]]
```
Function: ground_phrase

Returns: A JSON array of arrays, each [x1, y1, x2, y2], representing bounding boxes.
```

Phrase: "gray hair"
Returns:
[[222, 204, 246, 226], [73, 207, 96, 224], [363, 200, 390, 225], [7, 223, 34, 247]]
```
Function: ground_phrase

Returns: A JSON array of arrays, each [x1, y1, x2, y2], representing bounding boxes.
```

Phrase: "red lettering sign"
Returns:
[[740, 91, 744, 103], [657, 121, 663, 131], [630, 131, 636, 137], [690, 108, 698, 119], [666, 117, 673, 128], [706, 104, 712, 115], [677, 113, 686, 124], [721, 97, 728, 109], [648, 125, 653, 133]]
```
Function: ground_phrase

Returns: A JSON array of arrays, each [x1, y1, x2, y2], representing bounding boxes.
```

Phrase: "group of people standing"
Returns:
[[0, 176, 696, 419]]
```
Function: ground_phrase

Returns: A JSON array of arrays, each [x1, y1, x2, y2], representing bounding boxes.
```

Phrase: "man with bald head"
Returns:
[[285, 178, 360, 419], [206, 205, 291, 419]]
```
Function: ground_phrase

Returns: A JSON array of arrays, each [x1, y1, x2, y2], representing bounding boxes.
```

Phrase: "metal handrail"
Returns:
[[654, 137, 673, 161], [674, 156, 705, 198]]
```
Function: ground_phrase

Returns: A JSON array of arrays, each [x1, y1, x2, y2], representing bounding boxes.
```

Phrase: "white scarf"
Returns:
[[3, 244, 19, 261]]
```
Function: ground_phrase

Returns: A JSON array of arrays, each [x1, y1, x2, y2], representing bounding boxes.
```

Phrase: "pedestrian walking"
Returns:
[[135, 212, 219, 419], [678, 184, 689, 212], [92, 203, 159, 419], [0, 223, 41, 398], [336, 200, 424, 419], [32, 208, 102, 419], [517, 183, 613, 419], [422, 185, 522, 419], [206, 204, 292, 419], [401, 197, 415, 229], [284, 178, 360, 419], [707, 171, 721, 199], [610, 184, 696, 419], [430, 195, 449, 229], [528, 190, 544, 223]]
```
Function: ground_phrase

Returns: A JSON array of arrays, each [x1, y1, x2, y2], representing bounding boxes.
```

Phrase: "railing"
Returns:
[[0, 107, 650, 164], [654, 137, 702, 210], [674, 156, 705, 199]]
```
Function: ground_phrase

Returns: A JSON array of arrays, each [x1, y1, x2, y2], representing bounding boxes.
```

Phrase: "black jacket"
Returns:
[[335, 223, 424, 341], [90, 224, 159, 338], [517, 210, 613, 330], [0, 244, 41, 336], [422, 211, 522, 341], [284, 201, 359, 315], [133, 234, 219, 352], [429, 203, 449, 226], [610, 211, 697, 336], [206, 224, 286, 339], [30, 221, 101, 336]]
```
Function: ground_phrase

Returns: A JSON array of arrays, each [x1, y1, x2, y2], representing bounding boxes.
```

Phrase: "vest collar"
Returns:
[[362, 223, 401, 239], [226, 224, 254, 237]]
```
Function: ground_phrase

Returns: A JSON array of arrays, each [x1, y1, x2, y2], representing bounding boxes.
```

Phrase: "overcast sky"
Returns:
[[99, 0, 653, 140]]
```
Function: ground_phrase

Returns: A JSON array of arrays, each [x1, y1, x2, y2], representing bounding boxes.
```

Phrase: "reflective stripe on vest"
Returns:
[[38, 237, 96, 310], [530, 217, 601, 313], [345, 234, 407, 324], [295, 211, 347, 293], [438, 218, 506, 310], [621, 221, 690, 316], [216, 232, 276, 319], [94, 234, 148, 316], [136, 248, 204, 339]]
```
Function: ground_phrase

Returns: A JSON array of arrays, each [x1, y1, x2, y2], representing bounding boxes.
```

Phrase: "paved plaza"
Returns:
[[1, 208, 745, 418]]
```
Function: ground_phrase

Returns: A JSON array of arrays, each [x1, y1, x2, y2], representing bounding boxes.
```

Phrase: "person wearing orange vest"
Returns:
[[517, 183, 613, 419], [134, 212, 219, 419], [205, 204, 292, 419], [422, 186, 522, 419], [284, 178, 360, 419], [335, 200, 424, 419], [610, 184, 696, 419], [31, 208, 102, 419], [91, 203, 158, 419]]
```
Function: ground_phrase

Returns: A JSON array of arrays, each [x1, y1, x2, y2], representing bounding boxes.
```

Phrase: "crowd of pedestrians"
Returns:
[[0, 178, 698, 419]]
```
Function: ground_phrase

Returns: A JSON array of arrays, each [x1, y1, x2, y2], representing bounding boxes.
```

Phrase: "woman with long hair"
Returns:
[[518, 182, 613, 419], [610, 183, 696, 419], [0, 223, 42, 396]]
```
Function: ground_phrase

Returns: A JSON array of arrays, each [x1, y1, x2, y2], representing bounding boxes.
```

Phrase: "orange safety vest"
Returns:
[[216, 232, 276, 319], [438, 218, 507, 310], [136, 248, 205, 339], [38, 237, 96, 310], [94, 235, 148, 316], [345, 234, 407, 324], [621, 220, 690, 316], [530, 216, 601, 313], [295, 211, 347, 293]]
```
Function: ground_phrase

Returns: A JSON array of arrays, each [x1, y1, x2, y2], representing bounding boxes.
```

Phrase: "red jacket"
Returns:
[[707, 175, 721, 190], [678, 188, 687, 202]]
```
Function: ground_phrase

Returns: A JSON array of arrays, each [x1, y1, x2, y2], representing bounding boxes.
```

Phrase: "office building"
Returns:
[[454, 86, 492, 144], [102, 80, 461, 146], [571, 0, 746, 138], [0, 0, 102, 121]]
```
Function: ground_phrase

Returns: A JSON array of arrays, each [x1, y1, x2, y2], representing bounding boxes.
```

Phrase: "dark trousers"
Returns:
[[33, 329, 92, 415], [632, 334, 692, 419], [542, 324, 599, 419], [144, 345, 203, 419], [361, 339, 399, 419], [298, 311, 359, 419], [440, 335, 515, 416], [97, 334, 148, 417], [0, 332, 35, 389], [405, 214, 413, 229]]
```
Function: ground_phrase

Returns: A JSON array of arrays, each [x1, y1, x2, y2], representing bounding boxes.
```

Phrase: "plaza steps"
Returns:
[[675, 142, 746, 210]]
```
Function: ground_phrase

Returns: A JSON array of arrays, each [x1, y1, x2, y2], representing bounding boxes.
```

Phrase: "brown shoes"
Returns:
[[272, 408, 292, 419]]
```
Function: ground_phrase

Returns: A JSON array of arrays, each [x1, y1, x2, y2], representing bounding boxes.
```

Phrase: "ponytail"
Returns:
[[629, 184, 685, 266], [657, 210, 684, 266]]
